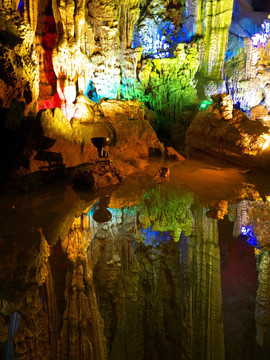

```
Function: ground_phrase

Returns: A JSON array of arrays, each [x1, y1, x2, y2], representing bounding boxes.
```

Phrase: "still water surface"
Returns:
[[0, 159, 270, 360]]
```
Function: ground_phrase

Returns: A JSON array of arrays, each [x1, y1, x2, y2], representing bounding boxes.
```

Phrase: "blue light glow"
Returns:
[[241, 225, 248, 236], [85, 76, 120, 101], [120, 77, 136, 98], [18, 0, 23, 11], [18, 0, 24, 16], [251, 21, 270, 47], [88, 202, 123, 219], [85, 80, 98, 102], [150, 51, 171, 59], [241, 225, 260, 247], [140, 226, 171, 247], [132, 19, 182, 58], [95, 79, 119, 100], [6, 312, 19, 360]]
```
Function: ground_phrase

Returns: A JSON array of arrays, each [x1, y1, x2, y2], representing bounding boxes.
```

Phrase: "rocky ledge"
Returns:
[[186, 93, 270, 169], [1, 97, 167, 191]]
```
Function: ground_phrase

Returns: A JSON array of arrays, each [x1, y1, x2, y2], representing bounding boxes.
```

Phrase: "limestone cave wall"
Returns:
[[1, 0, 270, 127], [224, 0, 270, 113], [0, 0, 236, 124]]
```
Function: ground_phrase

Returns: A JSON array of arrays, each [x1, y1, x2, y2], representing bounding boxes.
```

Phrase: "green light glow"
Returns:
[[200, 100, 212, 110]]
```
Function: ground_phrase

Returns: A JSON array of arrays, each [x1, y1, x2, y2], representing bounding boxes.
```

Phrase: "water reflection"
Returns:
[[92, 195, 112, 223], [0, 161, 270, 359]]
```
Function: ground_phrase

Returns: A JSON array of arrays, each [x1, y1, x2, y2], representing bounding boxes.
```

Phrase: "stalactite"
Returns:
[[1, 0, 17, 9], [119, 1, 141, 49], [0, 7, 39, 108], [225, 21, 270, 112], [27, 0, 38, 33], [195, 0, 234, 78], [50, 0, 92, 117], [43, 261, 60, 354], [245, 37, 260, 80]]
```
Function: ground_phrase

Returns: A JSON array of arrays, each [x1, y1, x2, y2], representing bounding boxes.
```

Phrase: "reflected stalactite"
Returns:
[[58, 212, 106, 360], [234, 198, 270, 349], [255, 250, 270, 346], [89, 196, 224, 360], [233, 200, 252, 238], [247, 199, 270, 346], [89, 206, 140, 360], [138, 186, 194, 242], [10, 233, 57, 359], [4, 178, 267, 359], [13, 284, 56, 360], [43, 261, 60, 354], [179, 202, 224, 360], [0, 313, 8, 345]]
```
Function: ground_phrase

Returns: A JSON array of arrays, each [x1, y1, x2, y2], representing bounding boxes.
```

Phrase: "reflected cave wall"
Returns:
[[0, 192, 225, 360]]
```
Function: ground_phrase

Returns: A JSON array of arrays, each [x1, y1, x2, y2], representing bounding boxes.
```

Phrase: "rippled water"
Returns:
[[0, 158, 270, 360]]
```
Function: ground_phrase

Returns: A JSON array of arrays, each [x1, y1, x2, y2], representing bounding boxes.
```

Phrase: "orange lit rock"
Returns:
[[166, 147, 185, 161], [73, 94, 95, 123], [186, 97, 270, 168], [5, 97, 164, 190], [220, 93, 233, 120], [97, 98, 145, 122], [0, 8, 39, 109], [0, 315, 8, 343], [250, 105, 269, 121], [71, 162, 123, 190], [207, 200, 228, 220], [153, 167, 170, 183]]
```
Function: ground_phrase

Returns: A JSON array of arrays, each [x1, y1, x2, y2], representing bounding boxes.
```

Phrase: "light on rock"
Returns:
[[261, 134, 270, 150], [200, 100, 212, 110]]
